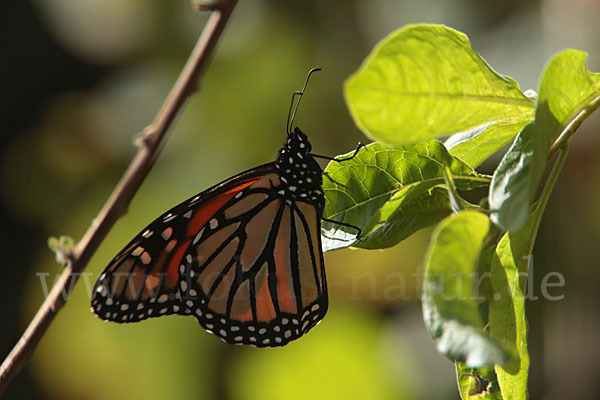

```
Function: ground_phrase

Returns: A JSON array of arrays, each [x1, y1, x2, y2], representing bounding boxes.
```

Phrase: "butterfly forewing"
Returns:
[[91, 166, 271, 323]]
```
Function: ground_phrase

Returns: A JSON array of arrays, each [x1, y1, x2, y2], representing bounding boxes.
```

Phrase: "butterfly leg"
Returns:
[[311, 142, 364, 162]]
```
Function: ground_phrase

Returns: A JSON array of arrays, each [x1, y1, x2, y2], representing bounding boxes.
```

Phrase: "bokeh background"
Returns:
[[2, 0, 600, 399]]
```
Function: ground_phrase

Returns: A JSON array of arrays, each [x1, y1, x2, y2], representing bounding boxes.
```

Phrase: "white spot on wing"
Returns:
[[163, 213, 176, 223], [193, 228, 205, 245]]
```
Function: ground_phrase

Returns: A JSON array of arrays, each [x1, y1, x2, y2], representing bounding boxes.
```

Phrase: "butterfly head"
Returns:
[[286, 126, 312, 152]]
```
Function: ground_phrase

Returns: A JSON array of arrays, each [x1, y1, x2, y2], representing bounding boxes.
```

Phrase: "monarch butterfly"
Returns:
[[91, 68, 361, 347]]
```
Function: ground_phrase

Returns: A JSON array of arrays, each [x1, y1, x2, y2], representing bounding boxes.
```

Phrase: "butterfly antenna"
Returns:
[[287, 67, 322, 135]]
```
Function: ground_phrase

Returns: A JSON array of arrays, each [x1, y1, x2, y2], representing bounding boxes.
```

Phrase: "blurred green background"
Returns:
[[2, 0, 600, 399]]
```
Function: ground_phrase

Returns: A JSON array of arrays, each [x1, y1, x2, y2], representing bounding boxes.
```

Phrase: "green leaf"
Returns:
[[490, 50, 600, 231], [454, 243, 502, 400], [355, 187, 451, 250], [488, 216, 537, 400], [344, 24, 533, 145], [446, 119, 532, 168], [534, 50, 600, 139], [422, 211, 508, 367], [488, 122, 540, 231], [321, 141, 488, 251], [456, 363, 502, 400]]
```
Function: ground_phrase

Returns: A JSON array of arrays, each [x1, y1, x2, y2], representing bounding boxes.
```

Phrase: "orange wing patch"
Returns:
[[186, 180, 257, 237], [254, 262, 277, 322], [294, 205, 320, 307], [274, 206, 296, 314]]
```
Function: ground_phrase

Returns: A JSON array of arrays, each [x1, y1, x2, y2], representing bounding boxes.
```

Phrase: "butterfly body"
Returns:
[[92, 127, 329, 347]]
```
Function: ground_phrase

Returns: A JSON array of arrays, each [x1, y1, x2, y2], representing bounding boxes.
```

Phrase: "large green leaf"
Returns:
[[321, 141, 489, 251], [344, 24, 533, 145], [422, 211, 508, 367], [490, 50, 600, 231], [488, 216, 537, 400]]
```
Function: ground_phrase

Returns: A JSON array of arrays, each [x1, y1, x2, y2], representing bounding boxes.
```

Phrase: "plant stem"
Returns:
[[0, 0, 238, 394], [443, 165, 470, 213]]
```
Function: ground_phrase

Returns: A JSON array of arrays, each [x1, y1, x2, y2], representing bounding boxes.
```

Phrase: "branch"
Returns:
[[0, 0, 238, 394]]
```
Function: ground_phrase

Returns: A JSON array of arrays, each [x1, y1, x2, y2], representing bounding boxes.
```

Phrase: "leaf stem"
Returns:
[[548, 92, 600, 159], [529, 145, 569, 253], [443, 165, 468, 212], [0, 1, 238, 394]]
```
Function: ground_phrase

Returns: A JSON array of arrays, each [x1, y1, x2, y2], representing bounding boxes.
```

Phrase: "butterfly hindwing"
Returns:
[[177, 173, 327, 346]]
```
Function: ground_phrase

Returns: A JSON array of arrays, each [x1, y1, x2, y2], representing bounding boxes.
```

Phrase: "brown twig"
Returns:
[[0, 0, 238, 394]]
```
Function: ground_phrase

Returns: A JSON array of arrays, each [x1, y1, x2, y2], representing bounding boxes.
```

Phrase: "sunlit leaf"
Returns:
[[490, 50, 600, 231], [445, 119, 531, 168], [422, 211, 508, 367], [321, 141, 489, 251], [344, 24, 533, 145]]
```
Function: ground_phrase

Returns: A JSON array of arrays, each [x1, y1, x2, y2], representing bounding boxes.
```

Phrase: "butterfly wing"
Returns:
[[91, 164, 273, 323], [91, 164, 327, 347]]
